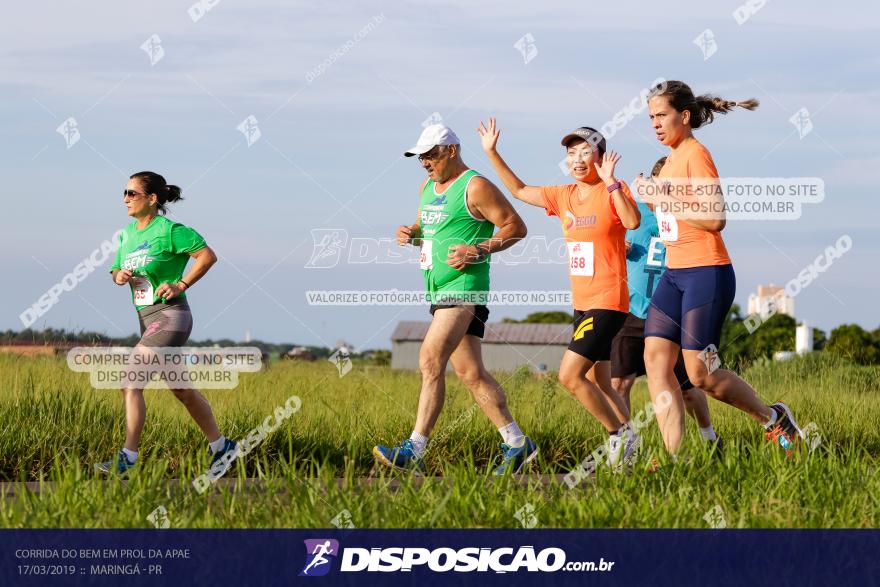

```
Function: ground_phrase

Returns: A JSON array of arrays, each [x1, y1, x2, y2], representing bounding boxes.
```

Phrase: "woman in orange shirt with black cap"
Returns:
[[479, 117, 641, 470]]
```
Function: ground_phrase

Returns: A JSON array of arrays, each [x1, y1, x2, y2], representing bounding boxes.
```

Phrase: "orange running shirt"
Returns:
[[541, 182, 633, 312], [656, 138, 731, 268]]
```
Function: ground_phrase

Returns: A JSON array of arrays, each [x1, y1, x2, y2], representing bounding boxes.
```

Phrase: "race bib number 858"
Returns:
[[567, 241, 594, 277]]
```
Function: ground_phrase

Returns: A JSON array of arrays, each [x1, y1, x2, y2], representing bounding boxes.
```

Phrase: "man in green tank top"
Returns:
[[416, 166, 494, 305], [373, 124, 538, 475]]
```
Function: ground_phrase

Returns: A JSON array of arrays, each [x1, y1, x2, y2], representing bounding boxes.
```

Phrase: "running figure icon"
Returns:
[[302, 541, 335, 575]]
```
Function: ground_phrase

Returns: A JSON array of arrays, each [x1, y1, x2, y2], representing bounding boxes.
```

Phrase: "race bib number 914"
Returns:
[[657, 209, 679, 242]]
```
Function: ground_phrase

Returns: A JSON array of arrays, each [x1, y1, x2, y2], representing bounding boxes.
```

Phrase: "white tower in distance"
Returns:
[[748, 284, 795, 319], [796, 322, 813, 354]]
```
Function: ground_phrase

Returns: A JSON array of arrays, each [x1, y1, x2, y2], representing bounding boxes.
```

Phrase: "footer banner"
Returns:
[[2, 529, 877, 585]]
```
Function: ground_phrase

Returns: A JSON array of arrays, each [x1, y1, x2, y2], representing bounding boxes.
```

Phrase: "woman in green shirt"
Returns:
[[96, 171, 237, 475]]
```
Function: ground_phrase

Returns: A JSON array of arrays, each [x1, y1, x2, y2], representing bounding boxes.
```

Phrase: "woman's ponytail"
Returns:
[[651, 80, 758, 129], [130, 171, 184, 215]]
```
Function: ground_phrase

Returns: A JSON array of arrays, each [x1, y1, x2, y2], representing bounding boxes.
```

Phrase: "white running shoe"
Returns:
[[607, 428, 641, 473]]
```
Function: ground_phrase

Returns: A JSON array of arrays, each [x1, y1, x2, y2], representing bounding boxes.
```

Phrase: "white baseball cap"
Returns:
[[404, 124, 460, 157]]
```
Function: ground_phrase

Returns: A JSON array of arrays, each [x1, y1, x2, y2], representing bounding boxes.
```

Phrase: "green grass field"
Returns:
[[1, 352, 878, 528]]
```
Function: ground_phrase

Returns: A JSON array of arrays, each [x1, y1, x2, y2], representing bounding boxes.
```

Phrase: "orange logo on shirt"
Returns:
[[563, 211, 597, 236]]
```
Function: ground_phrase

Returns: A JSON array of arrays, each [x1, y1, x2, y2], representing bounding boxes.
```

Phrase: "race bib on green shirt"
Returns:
[[110, 216, 207, 310]]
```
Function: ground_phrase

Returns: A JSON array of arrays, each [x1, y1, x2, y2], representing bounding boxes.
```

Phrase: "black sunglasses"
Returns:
[[418, 146, 447, 162]]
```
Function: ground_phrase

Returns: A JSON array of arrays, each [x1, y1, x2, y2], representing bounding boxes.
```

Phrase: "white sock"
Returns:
[[121, 447, 138, 463], [764, 408, 778, 429], [498, 421, 526, 448], [607, 431, 621, 448], [699, 426, 717, 441], [209, 435, 227, 454], [409, 431, 429, 457], [610, 422, 634, 439]]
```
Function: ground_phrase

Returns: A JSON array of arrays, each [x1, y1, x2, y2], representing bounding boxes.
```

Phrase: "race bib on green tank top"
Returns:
[[419, 239, 433, 270], [417, 170, 494, 302]]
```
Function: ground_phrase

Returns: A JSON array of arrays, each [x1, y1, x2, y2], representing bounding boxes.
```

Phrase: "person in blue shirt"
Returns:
[[610, 157, 722, 451]]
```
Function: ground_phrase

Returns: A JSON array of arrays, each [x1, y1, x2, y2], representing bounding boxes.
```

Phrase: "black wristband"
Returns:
[[179, 279, 191, 289]]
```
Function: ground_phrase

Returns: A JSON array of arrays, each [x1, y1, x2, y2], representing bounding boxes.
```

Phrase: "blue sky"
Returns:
[[2, 1, 877, 349]]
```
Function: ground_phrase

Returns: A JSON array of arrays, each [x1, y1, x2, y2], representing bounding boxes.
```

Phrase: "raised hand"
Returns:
[[477, 117, 500, 154], [595, 150, 621, 184]]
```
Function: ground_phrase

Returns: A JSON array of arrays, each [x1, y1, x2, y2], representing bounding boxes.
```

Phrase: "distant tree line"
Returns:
[[0, 328, 393, 364], [502, 308, 880, 366], [7, 311, 878, 369]]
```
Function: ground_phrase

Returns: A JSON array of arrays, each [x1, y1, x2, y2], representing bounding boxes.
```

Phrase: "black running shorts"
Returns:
[[568, 309, 628, 362], [429, 304, 490, 339], [610, 314, 694, 390]]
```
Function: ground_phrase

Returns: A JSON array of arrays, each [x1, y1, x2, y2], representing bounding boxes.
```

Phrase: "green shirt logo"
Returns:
[[110, 216, 207, 310]]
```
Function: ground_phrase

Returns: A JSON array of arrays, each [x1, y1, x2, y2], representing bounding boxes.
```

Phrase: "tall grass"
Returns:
[[0, 353, 877, 528]]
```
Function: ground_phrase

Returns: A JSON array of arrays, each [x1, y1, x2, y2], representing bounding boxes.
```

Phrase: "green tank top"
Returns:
[[418, 169, 494, 304]]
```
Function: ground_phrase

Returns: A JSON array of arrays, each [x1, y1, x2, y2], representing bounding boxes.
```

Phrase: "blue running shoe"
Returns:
[[208, 438, 238, 465], [492, 437, 538, 476], [209, 438, 239, 477], [372, 439, 425, 474], [95, 449, 136, 476], [765, 402, 802, 455]]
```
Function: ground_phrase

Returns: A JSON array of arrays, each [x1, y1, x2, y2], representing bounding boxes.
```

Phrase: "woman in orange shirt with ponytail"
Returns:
[[636, 80, 802, 457]]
